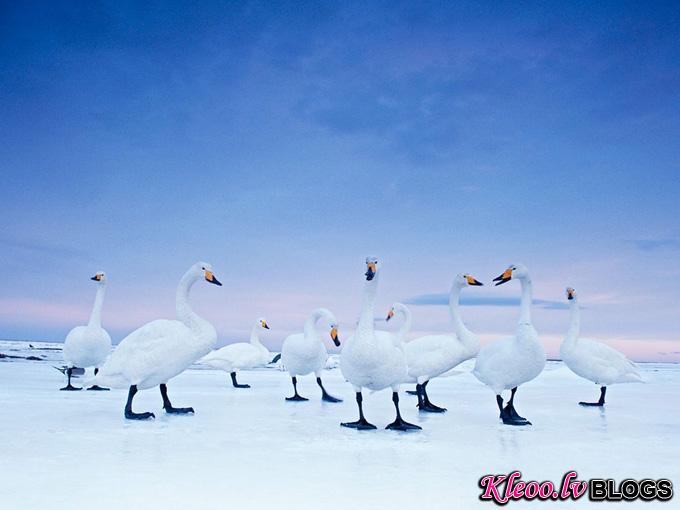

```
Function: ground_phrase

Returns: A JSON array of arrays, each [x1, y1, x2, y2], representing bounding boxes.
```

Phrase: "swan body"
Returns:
[[281, 308, 341, 401], [92, 262, 222, 420], [61, 272, 112, 390], [473, 263, 546, 425], [340, 257, 420, 431], [560, 288, 641, 404], [403, 274, 483, 383], [202, 318, 271, 373]]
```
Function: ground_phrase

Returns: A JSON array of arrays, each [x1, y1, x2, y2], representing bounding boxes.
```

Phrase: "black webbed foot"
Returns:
[[286, 394, 309, 401], [405, 389, 419, 396], [386, 417, 422, 431], [341, 418, 377, 430], [418, 401, 447, 413], [579, 401, 604, 407], [164, 405, 194, 414], [87, 385, 110, 391], [322, 392, 342, 403], [125, 410, 155, 420], [60, 384, 81, 391]]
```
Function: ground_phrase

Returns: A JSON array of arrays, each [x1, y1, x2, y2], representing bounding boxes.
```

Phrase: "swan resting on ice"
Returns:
[[473, 264, 546, 426], [340, 257, 421, 431], [201, 317, 272, 388], [280, 308, 342, 402], [61, 272, 112, 391], [561, 287, 642, 406], [394, 273, 483, 413], [90, 262, 222, 420]]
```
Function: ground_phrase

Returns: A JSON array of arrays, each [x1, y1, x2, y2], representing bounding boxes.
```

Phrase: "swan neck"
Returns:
[[304, 310, 326, 340], [566, 299, 580, 342], [518, 277, 533, 325], [358, 274, 379, 333], [87, 282, 106, 327], [176, 270, 207, 335], [396, 305, 412, 343], [448, 283, 468, 336], [250, 324, 263, 346]]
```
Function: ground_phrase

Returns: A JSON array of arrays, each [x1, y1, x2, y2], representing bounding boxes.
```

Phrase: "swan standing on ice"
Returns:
[[340, 257, 421, 431], [561, 287, 642, 406], [201, 318, 272, 388], [391, 274, 483, 412], [91, 262, 222, 420], [61, 272, 112, 391], [473, 264, 546, 426], [280, 308, 342, 402]]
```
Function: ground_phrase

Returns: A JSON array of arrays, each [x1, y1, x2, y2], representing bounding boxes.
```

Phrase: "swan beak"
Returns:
[[365, 262, 376, 281], [493, 268, 513, 286], [386, 309, 395, 321], [567, 288, 575, 300], [466, 275, 483, 286], [263, 322, 270, 329], [91, 273, 102, 281], [330, 327, 340, 347], [205, 271, 222, 286]]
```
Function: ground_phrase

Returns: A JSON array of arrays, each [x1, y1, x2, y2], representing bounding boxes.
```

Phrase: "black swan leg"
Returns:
[[124, 385, 155, 420], [341, 391, 377, 429], [418, 381, 446, 413], [87, 367, 109, 391], [386, 391, 422, 431], [285, 376, 308, 401], [580, 386, 606, 406], [230, 372, 250, 389], [60, 367, 82, 391], [317, 377, 342, 402], [160, 383, 194, 414], [499, 388, 531, 426]]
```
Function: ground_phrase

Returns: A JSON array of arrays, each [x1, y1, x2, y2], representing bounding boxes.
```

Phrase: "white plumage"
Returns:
[[92, 262, 220, 399], [61, 272, 112, 390], [202, 318, 272, 374], [560, 287, 641, 403]]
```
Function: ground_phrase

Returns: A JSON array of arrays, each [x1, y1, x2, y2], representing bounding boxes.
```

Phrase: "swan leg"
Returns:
[[87, 367, 110, 391], [386, 392, 422, 431], [499, 388, 531, 426], [418, 381, 447, 413], [60, 367, 82, 391], [230, 372, 250, 389], [124, 385, 155, 420], [316, 376, 342, 403], [160, 384, 194, 414], [580, 386, 606, 406], [285, 376, 309, 401], [341, 391, 377, 429], [406, 386, 419, 396]]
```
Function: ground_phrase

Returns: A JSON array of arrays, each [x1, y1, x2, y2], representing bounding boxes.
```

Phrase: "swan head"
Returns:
[[457, 273, 483, 287], [386, 306, 395, 321], [493, 263, 529, 286], [257, 317, 270, 330], [566, 287, 577, 301], [329, 323, 340, 347], [365, 256, 379, 281], [195, 262, 223, 286], [90, 271, 106, 283], [386, 303, 407, 321]]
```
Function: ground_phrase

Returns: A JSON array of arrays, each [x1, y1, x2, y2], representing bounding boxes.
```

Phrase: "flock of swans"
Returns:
[[60, 258, 642, 429]]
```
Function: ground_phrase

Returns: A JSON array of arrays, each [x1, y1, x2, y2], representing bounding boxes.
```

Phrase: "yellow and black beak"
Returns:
[[566, 288, 575, 301], [91, 273, 102, 282], [262, 321, 270, 329], [386, 309, 395, 322], [493, 268, 513, 286], [365, 261, 376, 281], [205, 270, 223, 286], [465, 275, 484, 286], [330, 327, 340, 347]]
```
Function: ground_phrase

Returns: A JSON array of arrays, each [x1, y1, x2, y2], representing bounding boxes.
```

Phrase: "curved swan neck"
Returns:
[[304, 309, 329, 340], [566, 298, 580, 343], [448, 283, 469, 337], [176, 270, 207, 334], [518, 277, 533, 325], [394, 304, 412, 342], [250, 323, 263, 346], [87, 282, 106, 328], [358, 273, 379, 333]]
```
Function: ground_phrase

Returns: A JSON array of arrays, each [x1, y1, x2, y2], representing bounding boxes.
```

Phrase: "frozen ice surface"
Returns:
[[1, 341, 678, 509]]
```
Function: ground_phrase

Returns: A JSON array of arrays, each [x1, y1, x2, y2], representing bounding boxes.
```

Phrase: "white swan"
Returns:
[[473, 263, 546, 425], [340, 257, 421, 431], [201, 318, 272, 389], [61, 272, 112, 391], [280, 308, 342, 402], [390, 274, 483, 413], [560, 287, 642, 406], [91, 262, 222, 420]]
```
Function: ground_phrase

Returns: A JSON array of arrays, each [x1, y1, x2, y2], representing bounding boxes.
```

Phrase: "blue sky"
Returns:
[[1, 1, 679, 361]]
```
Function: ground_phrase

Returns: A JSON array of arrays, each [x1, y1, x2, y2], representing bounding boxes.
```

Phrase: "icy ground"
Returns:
[[1, 341, 678, 509]]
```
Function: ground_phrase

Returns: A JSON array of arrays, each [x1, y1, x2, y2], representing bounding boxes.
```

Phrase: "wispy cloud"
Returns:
[[404, 294, 568, 310], [625, 239, 680, 252]]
